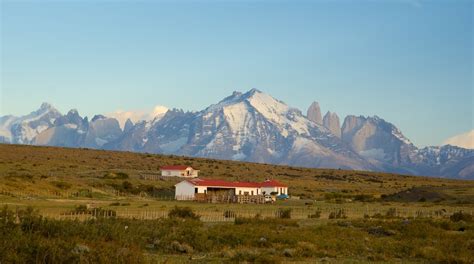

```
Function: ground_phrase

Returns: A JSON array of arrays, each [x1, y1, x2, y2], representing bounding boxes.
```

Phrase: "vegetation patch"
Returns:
[[51, 181, 72, 190], [382, 186, 450, 202]]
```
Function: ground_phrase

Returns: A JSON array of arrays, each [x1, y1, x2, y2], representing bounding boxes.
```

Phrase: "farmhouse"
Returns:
[[175, 178, 288, 203], [160, 165, 199, 178]]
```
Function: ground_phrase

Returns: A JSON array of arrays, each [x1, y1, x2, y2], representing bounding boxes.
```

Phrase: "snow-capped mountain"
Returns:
[[409, 145, 474, 179], [1, 90, 473, 179], [0, 103, 62, 144], [125, 89, 372, 170]]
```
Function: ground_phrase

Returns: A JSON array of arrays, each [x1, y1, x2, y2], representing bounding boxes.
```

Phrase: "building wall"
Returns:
[[175, 181, 288, 201], [175, 181, 196, 200], [261, 186, 288, 195], [161, 168, 198, 178], [234, 187, 261, 196]]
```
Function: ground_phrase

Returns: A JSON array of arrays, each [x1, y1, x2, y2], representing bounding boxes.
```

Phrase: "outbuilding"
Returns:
[[160, 165, 199, 178]]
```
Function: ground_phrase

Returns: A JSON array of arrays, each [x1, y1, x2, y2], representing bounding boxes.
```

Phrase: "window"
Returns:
[[195, 188, 198, 193], [251, 191, 254, 195], [239, 190, 242, 195]]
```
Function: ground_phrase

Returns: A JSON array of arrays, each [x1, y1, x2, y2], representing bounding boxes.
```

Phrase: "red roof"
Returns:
[[182, 178, 286, 188], [160, 165, 194, 171]]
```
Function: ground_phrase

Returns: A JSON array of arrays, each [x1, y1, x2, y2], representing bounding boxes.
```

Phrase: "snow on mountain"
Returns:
[[107, 105, 168, 129], [106, 89, 371, 170], [1, 91, 473, 179], [0, 103, 62, 144], [151, 89, 370, 169]]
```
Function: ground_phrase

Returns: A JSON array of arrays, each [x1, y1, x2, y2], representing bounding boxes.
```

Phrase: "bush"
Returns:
[[122, 181, 133, 191], [353, 194, 374, 202], [386, 208, 398, 218], [329, 209, 347, 219], [103, 171, 129, 179], [51, 181, 72, 190], [308, 209, 321, 219], [450, 211, 473, 222], [168, 206, 200, 220], [277, 208, 292, 219]]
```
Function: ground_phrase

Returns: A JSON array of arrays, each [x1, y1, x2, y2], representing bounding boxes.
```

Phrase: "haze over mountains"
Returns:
[[1, 89, 472, 179]]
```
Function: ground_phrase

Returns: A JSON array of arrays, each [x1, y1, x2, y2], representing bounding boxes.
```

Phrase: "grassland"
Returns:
[[1, 144, 473, 263]]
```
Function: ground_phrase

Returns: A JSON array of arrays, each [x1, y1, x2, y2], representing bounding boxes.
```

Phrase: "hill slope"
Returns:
[[1, 144, 472, 200]]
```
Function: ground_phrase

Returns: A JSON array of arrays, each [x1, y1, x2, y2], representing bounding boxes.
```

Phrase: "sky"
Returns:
[[0, 0, 472, 147]]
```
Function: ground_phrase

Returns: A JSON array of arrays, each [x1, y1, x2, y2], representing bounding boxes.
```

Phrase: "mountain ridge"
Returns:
[[1, 89, 472, 179]]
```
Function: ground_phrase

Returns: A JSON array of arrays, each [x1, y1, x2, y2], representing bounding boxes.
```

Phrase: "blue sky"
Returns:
[[1, 0, 472, 147]]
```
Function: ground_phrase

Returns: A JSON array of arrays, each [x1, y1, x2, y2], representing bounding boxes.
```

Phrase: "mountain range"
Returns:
[[1, 89, 473, 179]]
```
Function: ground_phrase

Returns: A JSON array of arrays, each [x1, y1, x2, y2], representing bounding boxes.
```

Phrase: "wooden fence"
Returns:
[[36, 206, 473, 223]]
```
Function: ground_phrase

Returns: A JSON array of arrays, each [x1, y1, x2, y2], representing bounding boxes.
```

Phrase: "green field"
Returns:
[[1, 144, 473, 263]]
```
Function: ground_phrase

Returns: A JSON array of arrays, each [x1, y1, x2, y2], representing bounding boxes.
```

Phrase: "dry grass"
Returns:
[[1, 144, 472, 201]]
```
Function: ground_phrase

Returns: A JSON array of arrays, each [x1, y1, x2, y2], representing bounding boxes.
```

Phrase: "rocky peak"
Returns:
[[124, 118, 134, 133], [307, 101, 322, 125], [39, 102, 54, 111], [91, 114, 107, 122], [34, 102, 60, 117], [342, 115, 363, 135], [323, 111, 341, 138]]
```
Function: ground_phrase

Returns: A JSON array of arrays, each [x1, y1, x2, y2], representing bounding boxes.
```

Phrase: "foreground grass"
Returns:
[[1, 206, 473, 263]]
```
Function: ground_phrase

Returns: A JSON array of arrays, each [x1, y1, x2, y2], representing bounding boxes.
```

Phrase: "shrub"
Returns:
[[168, 206, 200, 220], [73, 205, 88, 213], [277, 208, 292, 219], [328, 209, 347, 219], [122, 181, 133, 191], [51, 181, 72, 190], [353, 194, 374, 202], [450, 211, 473, 222], [308, 209, 321, 219], [386, 208, 398, 218], [103, 171, 129, 179]]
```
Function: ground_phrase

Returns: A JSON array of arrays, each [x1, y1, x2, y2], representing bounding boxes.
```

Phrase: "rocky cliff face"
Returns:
[[341, 115, 415, 165], [307, 101, 322, 125], [323, 111, 341, 138]]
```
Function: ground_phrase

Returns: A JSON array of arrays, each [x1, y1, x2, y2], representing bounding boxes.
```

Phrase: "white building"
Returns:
[[175, 178, 288, 200], [160, 165, 199, 178], [260, 179, 288, 195]]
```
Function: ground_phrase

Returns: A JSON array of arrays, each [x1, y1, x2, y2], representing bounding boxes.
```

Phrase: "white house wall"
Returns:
[[175, 181, 196, 200], [234, 187, 261, 195], [162, 170, 184, 177], [161, 168, 198, 178], [261, 187, 288, 195]]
